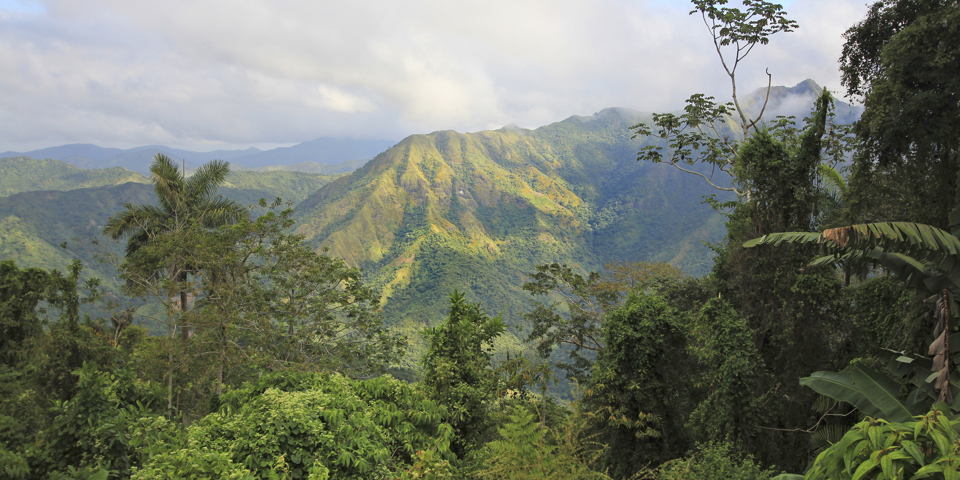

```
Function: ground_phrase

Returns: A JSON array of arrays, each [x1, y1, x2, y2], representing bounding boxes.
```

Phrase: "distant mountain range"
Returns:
[[0, 137, 398, 174], [0, 79, 860, 361]]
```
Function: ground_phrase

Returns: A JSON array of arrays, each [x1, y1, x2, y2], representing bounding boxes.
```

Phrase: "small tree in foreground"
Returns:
[[421, 291, 506, 458]]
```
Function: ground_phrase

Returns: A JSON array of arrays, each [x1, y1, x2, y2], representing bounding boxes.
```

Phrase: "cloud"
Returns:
[[0, 0, 871, 151]]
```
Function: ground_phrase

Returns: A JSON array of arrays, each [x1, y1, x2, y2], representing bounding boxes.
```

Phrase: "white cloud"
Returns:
[[0, 0, 871, 151]]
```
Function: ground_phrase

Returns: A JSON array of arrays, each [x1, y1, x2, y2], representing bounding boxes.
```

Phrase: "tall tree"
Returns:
[[103, 153, 246, 415], [841, 0, 960, 228], [104, 153, 246, 328], [633, 0, 798, 200], [581, 292, 693, 479]]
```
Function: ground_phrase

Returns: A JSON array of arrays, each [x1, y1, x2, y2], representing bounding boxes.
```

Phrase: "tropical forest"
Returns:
[[2, 0, 959, 479]]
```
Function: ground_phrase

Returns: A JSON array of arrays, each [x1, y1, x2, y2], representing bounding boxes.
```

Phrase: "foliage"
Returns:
[[181, 203, 404, 396], [104, 153, 246, 257], [39, 363, 165, 479], [105, 153, 247, 417], [522, 262, 686, 382], [803, 408, 960, 480], [137, 372, 456, 480], [0, 260, 50, 366], [648, 441, 778, 480], [841, 0, 960, 229], [633, 0, 798, 198], [522, 264, 617, 381], [582, 292, 693, 478], [746, 221, 960, 405], [687, 298, 767, 447], [421, 291, 506, 456], [477, 408, 611, 480]]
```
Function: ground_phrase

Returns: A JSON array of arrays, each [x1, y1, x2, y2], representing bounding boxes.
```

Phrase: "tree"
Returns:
[[104, 153, 246, 339], [0, 260, 49, 367], [686, 298, 766, 448], [840, 1, 960, 229], [746, 222, 960, 408], [632, 0, 798, 199], [522, 262, 685, 382], [135, 372, 456, 480], [104, 153, 246, 416], [421, 291, 506, 458], [581, 292, 693, 478], [186, 203, 405, 396]]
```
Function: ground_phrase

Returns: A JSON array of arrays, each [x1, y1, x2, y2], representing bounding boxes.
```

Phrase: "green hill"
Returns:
[[293, 108, 727, 361], [221, 170, 342, 205], [0, 167, 339, 291], [0, 157, 149, 197]]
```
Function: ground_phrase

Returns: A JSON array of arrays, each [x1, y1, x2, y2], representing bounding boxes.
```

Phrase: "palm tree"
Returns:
[[105, 153, 246, 326], [104, 153, 246, 416]]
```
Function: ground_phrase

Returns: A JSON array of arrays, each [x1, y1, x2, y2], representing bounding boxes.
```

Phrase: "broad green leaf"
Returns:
[[930, 430, 951, 456], [881, 453, 894, 478], [850, 362, 916, 422], [901, 440, 925, 465], [914, 462, 945, 477], [800, 371, 881, 418], [852, 458, 879, 480]]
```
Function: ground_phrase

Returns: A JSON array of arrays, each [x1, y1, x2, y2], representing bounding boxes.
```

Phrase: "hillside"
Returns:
[[0, 165, 340, 291], [0, 157, 149, 196], [293, 107, 727, 359]]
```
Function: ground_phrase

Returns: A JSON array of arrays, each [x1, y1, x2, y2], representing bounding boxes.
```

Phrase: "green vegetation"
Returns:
[[2, 0, 960, 478], [220, 170, 340, 205], [0, 157, 148, 197]]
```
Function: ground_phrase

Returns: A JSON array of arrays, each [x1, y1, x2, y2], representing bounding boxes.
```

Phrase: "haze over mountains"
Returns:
[[0, 80, 859, 358], [0, 137, 398, 175]]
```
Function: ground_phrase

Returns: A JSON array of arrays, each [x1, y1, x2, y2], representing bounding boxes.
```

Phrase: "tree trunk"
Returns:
[[217, 323, 226, 396], [180, 289, 190, 342], [167, 322, 174, 416]]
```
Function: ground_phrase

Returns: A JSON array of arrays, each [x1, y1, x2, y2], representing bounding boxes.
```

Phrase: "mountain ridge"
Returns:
[[1, 137, 397, 174]]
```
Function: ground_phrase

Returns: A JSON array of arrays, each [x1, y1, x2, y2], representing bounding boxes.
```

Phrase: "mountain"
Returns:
[[231, 159, 368, 175], [1, 137, 396, 174], [0, 157, 149, 196], [740, 79, 863, 126], [0, 162, 340, 291], [292, 107, 728, 361], [228, 137, 398, 168], [0, 82, 858, 361]]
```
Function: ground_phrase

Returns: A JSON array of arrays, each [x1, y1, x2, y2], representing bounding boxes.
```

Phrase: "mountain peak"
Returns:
[[788, 79, 822, 96], [497, 123, 529, 134]]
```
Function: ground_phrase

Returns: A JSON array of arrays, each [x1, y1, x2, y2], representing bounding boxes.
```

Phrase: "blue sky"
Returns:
[[0, 0, 869, 152]]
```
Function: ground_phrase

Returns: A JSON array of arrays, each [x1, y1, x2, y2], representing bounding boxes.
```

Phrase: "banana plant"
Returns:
[[745, 222, 960, 409]]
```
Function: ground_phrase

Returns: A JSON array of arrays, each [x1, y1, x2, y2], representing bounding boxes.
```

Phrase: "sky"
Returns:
[[0, 0, 870, 152]]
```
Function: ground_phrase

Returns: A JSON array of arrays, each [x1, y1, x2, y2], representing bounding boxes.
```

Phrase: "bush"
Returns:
[[136, 372, 456, 480]]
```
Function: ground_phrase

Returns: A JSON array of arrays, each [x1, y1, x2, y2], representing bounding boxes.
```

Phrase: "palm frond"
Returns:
[[817, 163, 846, 197], [187, 159, 231, 205], [745, 223, 960, 292], [195, 197, 248, 229], [149, 154, 185, 215]]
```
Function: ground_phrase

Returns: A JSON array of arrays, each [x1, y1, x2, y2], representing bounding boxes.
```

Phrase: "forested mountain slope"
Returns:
[[293, 107, 727, 348], [0, 157, 149, 196], [0, 163, 339, 289]]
